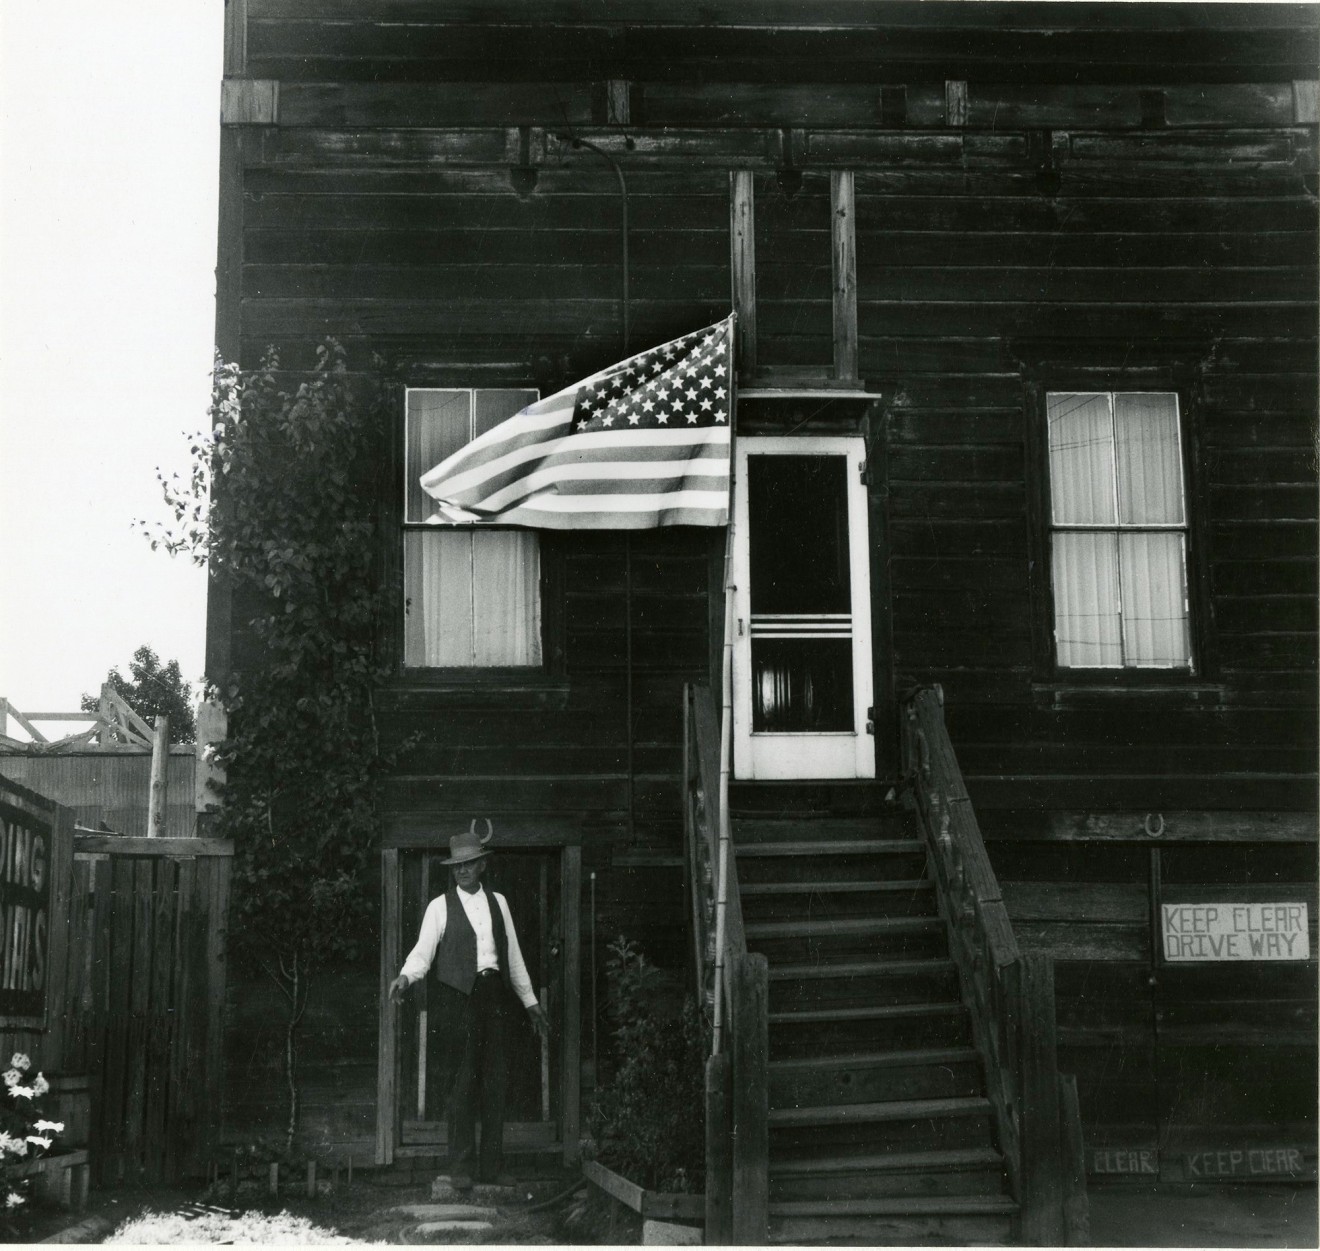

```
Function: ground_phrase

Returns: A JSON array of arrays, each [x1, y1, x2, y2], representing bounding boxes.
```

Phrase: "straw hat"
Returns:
[[441, 818, 494, 865]]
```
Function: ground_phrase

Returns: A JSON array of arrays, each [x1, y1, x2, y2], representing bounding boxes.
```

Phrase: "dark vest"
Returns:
[[433, 884, 512, 997]]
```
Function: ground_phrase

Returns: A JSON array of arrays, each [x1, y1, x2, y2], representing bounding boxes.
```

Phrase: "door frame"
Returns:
[[731, 435, 876, 781], [377, 829, 581, 1167]]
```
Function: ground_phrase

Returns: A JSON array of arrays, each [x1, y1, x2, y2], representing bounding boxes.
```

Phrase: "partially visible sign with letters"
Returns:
[[0, 800, 52, 1022], [1161, 902, 1310, 962], [1089, 1147, 1158, 1176], [1184, 1147, 1309, 1180]]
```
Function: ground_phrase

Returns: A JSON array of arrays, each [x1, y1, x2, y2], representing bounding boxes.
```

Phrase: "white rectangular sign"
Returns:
[[1162, 902, 1310, 962]]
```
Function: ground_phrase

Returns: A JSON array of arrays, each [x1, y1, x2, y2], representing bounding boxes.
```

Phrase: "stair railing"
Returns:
[[683, 682, 769, 1245], [902, 686, 1088, 1246]]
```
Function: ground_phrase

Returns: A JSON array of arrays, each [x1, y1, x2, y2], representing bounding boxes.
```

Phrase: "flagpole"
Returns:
[[711, 314, 737, 1058]]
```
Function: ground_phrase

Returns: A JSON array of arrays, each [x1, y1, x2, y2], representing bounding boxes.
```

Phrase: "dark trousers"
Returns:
[[441, 971, 509, 1181]]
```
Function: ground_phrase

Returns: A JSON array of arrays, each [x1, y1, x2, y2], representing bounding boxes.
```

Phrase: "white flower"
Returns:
[[9, 1086, 35, 1101], [9, 1054, 29, 1072], [31, 1075, 47, 1097], [33, 1121, 63, 1135], [7, 1140, 26, 1157], [2, 1071, 19, 1089], [24, 1136, 50, 1151], [5, 1192, 24, 1208]]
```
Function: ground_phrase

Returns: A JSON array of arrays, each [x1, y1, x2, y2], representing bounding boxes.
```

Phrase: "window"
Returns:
[[1046, 391, 1192, 670], [403, 389, 542, 668]]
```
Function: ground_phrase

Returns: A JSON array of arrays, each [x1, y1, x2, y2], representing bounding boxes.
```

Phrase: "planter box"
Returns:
[[582, 1159, 704, 1244], [11, 1150, 90, 1211]]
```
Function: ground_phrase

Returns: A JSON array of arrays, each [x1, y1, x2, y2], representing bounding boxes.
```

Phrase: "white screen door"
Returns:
[[732, 437, 875, 780]]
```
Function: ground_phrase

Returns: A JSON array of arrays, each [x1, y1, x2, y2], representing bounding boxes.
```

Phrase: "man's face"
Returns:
[[452, 856, 487, 893]]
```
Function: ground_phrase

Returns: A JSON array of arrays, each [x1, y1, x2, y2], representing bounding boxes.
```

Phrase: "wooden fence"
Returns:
[[0, 775, 231, 1187]]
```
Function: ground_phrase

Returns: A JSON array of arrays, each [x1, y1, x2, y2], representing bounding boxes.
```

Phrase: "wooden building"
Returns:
[[211, 1, 1318, 1238]]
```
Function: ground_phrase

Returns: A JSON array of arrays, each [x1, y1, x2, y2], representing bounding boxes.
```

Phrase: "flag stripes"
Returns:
[[420, 317, 734, 530]]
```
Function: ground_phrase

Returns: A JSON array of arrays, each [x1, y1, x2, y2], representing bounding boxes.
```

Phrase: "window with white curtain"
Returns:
[[403, 389, 542, 668], [1047, 391, 1193, 670]]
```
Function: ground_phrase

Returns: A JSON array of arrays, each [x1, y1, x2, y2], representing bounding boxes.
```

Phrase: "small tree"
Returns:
[[144, 341, 394, 1148], [80, 645, 196, 743]]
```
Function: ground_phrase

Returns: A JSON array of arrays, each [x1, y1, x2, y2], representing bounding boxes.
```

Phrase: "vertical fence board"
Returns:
[[168, 858, 196, 1180], [121, 860, 154, 1181], [43, 805, 75, 1068], [144, 859, 177, 1184], [204, 857, 230, 1178]]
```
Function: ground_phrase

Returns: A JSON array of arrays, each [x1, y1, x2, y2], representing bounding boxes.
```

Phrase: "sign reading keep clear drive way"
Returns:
[[1162, 902, 1310, 961]]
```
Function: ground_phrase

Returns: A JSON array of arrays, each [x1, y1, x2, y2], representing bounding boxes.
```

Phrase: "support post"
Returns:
[[830, 170, 858, 381], [730, 171, 756, 379], [560, 844, 583, 1167], [1018, 954, 1065, 1246], [704, 1053, 732, 1246], [376, 849, 400, 1165], [730, 953, 769, 1246], [1059, 1072, 1089, 1245], [147, 716, 170, 837]]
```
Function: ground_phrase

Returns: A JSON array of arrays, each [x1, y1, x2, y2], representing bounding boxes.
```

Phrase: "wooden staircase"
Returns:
[[734, 796, 1019, 1246]]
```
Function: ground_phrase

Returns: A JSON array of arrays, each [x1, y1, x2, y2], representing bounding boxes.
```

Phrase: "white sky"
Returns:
[[0, 4, 221, 728]]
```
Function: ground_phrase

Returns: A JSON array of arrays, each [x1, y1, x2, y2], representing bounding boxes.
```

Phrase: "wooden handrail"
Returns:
[[684, 682, 767, 1245], [902, 686, 1087, 1246]]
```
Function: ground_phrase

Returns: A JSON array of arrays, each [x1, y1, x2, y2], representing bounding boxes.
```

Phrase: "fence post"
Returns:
[[731, 953, 769, 1246], [147, 716, 169, 836], [1018, 953, 1064, 1246], [705, 1053, 732, 1245]]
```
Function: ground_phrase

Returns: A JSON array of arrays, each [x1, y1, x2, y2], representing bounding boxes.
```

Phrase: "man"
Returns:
[[389, 821, 549, 1191]]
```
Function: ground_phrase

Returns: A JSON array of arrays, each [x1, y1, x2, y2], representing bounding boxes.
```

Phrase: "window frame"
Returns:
[[1024, 370, 1215, 689], [383, 379, 565, 686]]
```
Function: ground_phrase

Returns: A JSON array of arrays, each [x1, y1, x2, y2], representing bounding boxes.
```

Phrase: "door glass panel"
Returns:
[[747, 455, 854, 732]]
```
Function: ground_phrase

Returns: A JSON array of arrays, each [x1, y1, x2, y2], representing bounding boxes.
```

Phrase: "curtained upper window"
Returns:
[[1046, 391, 1193, 670], [403, 389, 542, 668]]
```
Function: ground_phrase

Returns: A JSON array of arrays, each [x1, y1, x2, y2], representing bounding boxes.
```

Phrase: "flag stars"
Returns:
[[700, 398, 714, 411], [627, 411, 642, 425], [685, 412, 699, 424], [601, 415, 615, 427]]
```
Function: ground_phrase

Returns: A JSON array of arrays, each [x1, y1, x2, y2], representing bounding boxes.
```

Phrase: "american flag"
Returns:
[[419, 316, 734, 529]]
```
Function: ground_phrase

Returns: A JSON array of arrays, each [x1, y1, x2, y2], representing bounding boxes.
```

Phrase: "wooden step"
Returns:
[[737, 839, 923, 857], [769, 1197, 1016, 1246], [770, 1095, 996, 1155], [769, 1046, 983, 1106], [747, 914, 946, 964], [769, 957, 959, 1010], [772, 1194, 1018, 1218], [743, 878, 937, 921], [770, 1095, 992, 1130], [727, 781, 899, 818], [733, 816, 913, 843], [770, 1146, 1006, 1202]]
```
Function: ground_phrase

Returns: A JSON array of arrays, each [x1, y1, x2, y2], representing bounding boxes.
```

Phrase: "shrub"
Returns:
[[589, 937, 705, 1194]]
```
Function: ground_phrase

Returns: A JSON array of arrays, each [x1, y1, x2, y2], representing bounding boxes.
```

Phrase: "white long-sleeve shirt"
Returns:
[[399, 887, 539, 1009]]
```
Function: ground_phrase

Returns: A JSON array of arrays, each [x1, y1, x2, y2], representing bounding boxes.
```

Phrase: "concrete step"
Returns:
[[769, 1045, 983, 1107]]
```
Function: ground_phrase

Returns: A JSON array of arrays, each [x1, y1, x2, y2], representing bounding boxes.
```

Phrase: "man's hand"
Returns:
[[388, 976, 410, 1005], [527, 1004, 549, 1043]]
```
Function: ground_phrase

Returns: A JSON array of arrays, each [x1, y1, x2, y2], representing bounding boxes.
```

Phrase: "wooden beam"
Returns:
[[945, 80, 969, 126], [830, 169, 858, 381], [1294, 79, 1319, 123], [704, 1053, 733, 1245], [223, 0, 246, 77], [979, 809, 1318, 843], [606, 80, 631, 126], [582, 1158, 644, 1213], [221, 78, 279, 126], [1017, 954, 1065, 1248], [377, 848, 400, 1165], [729, 170, 756, 380], [72, 834, 234, 858], [730, 953, 769, 1246], [560, 844, 582, 1167], [147, 716, 170, 838]]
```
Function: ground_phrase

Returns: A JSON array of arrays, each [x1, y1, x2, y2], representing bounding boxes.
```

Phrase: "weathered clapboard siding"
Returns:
[[992, 839, 1318, 1146]]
